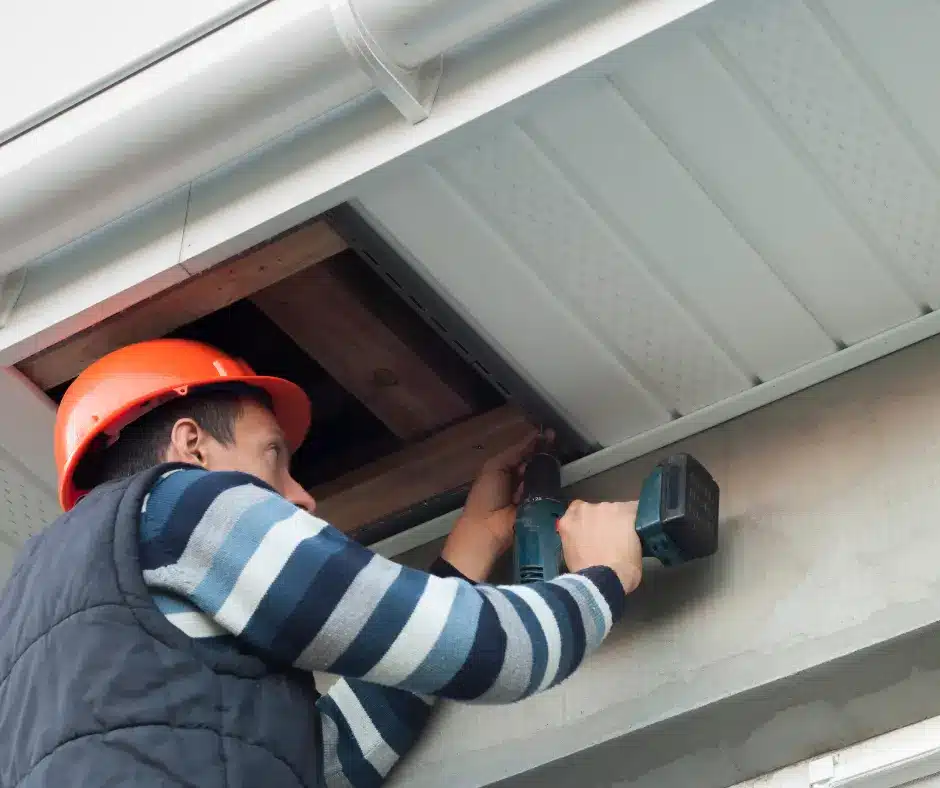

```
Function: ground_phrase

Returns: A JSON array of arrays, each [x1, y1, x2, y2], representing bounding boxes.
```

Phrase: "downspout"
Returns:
[[0, 0, 563, 276]]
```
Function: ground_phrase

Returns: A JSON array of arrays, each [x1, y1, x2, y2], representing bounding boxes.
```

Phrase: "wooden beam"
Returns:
[[253, 255, 476, 440], [17, 220, 347, 390], [312, 405, 533, 533]]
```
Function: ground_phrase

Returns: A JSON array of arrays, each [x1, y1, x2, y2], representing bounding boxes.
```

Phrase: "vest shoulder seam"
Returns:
[[0, 603, 132, 691]]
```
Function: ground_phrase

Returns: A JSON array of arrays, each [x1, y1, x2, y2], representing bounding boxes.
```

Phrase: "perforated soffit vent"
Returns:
[[0, 452, 59, 552]]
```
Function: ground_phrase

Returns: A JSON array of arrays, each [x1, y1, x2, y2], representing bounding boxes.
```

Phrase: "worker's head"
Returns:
[[54, 339, 315, 513]]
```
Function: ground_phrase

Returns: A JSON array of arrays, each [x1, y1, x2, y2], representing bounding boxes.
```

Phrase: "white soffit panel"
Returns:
[[436, 123, 754, 416], [355, 169, 670, 444], [707, 0, 940, 307], [0, 457, 58, 548], [609, 24, 922, 346], [357, 0, 940, 449], [0, 370, 58, 566], [517, 78, 838, 378]]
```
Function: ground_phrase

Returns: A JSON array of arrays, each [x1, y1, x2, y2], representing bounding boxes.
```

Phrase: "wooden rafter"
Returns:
[[253, 254, 476, 441], [17, 220, 347, 390], [312, 405, 533, 533]]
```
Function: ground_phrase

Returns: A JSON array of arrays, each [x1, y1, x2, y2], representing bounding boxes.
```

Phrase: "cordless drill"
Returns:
[[512, 439, 720, 584]]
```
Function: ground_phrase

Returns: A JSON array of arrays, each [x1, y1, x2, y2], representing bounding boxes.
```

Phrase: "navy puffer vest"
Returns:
[[0, 464, 323, 787]]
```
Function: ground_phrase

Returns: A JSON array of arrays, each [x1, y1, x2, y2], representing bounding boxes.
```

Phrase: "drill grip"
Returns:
[[512, 450, 566, 583]]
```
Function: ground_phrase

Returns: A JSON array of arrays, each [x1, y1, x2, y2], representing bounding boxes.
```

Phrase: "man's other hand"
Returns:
[[440, 428, 547, 581], [559, 500, 643, 594]]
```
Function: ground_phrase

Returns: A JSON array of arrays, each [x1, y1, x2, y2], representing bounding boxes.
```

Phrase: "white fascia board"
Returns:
[[0, 270, 27, 329], [0, 189, 191, 367]]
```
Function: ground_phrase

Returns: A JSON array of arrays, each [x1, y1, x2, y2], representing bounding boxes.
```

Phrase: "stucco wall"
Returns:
[[386, 332, 940, 787]]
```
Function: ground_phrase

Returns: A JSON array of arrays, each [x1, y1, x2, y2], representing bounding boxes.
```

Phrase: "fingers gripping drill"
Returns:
[[512, 435, 721, 584]]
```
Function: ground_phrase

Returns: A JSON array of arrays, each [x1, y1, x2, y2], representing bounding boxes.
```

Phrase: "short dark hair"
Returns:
[[76, 383, 274, 490]]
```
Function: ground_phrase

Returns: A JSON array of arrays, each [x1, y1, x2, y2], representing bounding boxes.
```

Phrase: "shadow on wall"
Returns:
[[622, 524, 733, 630]]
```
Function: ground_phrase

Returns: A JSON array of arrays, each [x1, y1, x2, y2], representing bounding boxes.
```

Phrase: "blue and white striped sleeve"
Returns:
[[140, 468, 625, 702], [315, 557, 472, 786]]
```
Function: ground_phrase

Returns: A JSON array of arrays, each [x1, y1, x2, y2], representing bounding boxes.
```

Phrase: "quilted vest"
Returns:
[[0, 463, 323, 787]]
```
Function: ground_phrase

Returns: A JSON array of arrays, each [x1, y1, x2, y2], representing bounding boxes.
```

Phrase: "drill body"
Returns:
[[512, 447, 720, 584], [512, 446, 567, 583]]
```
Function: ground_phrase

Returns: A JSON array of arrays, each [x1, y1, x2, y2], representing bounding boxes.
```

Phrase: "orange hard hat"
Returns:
[[55, 338, 311, 512]]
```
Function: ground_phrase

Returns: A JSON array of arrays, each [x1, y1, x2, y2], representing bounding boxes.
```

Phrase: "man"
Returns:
[[0, 338, 643, 788]]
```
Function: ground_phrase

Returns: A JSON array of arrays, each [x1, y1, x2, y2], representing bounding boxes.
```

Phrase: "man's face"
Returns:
[[169, 399, 316, 512]]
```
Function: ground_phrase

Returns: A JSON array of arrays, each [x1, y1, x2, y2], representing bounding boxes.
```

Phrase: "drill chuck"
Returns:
[[521, 446, 562, 501]]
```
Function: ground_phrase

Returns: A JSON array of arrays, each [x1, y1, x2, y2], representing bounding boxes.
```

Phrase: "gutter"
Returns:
[[0, 0, 566, 276]]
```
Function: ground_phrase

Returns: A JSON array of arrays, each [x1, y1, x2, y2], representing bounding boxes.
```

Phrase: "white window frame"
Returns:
[[737, 716, 940, 788]]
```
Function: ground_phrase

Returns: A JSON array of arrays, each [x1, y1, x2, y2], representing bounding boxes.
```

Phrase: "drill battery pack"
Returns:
[[635, 453, 720, 566]]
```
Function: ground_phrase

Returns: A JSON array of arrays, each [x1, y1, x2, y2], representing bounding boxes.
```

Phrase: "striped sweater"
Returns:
[[139, 468, 625, 787]]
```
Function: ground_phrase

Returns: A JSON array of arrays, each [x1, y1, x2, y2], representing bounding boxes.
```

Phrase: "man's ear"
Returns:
[[166, 417, 208, 467]]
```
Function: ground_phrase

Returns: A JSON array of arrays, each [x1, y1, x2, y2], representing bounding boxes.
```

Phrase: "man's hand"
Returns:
[[559, 500, 643, 594], [440, 428, 547, 581]]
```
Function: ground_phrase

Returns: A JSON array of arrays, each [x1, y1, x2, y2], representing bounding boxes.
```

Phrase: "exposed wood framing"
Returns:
[[15, 211, 525, 541], [17, 220, 347, 390], [312, 405, 533, 533], [253, 254, 476, 440]]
